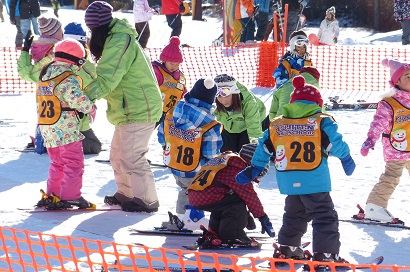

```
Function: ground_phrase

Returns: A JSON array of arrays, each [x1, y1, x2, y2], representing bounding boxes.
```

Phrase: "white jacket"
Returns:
[[133, 0, 153, 23], [317, 18, 339, 45]]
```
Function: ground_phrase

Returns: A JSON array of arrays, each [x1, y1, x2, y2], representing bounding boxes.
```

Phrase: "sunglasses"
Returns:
[[294, 38, 309, 47]]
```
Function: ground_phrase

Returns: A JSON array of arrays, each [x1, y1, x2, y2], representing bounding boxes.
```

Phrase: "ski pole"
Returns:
[[231, 5, 259, 44], [137, 21, 148, 42]]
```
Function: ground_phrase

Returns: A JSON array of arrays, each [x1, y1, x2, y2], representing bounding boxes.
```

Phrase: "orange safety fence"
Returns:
[[1, 44, 410, 95], [1, 226, 409, 272]]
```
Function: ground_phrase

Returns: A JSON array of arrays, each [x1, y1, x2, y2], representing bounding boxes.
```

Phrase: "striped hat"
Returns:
[[38, 17, 62, 37], [84, 1, 113, 29], [239, 144, 270, 178]]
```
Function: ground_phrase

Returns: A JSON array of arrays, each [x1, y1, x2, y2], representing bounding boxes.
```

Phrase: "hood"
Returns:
[[109, 18, 138, 39], [173, 99, 216, 130], [282, 101, 322, 118]]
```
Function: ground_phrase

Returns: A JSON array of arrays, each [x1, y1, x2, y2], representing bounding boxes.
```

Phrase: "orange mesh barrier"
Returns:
[[0, 226, 409, 271], [1, 45, 410, 94]]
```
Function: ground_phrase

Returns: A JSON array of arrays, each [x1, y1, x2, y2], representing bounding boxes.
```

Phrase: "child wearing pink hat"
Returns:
[[360, 58, 410, 224], [152, 36, 187, 126]]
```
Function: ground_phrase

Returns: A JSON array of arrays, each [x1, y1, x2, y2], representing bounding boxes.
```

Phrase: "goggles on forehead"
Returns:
[[216, 85, 237, 97], [294, 38, 309, 47]]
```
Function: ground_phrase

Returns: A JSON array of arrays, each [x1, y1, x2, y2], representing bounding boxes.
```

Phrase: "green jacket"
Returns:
[[17, 50, 97, 132], [84, 18, 162, 126], [269, 72, 320, 120], [214, 82, 265, 139]]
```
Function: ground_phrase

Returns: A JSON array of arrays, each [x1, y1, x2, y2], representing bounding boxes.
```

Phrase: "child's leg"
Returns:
[[366, 161, 405, 207], [46, 146, 64, 196], [304, 192, 340, 254], [59, 141, 84, 200], [175, 176, 192, 214], [278, 195, 308, 246]]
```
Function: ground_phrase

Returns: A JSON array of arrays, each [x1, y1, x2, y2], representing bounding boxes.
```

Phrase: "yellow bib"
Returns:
[[158, 66, 186, 115], [383, 97, 410, 152]]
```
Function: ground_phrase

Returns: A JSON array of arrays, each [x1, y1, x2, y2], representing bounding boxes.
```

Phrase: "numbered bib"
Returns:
[[383, 97, 410, 152], [158, 66, 186, 115]]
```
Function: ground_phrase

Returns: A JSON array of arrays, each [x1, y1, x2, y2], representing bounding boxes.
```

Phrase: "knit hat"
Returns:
[[381, 58, 410, 87], [214, 74, 241, 97], [300, 66, 320, 81], [84, 1, 113, 29], [38, 17, 62, 37], [160, 36, 183, 63], [183, 77, 218, 105], [54, 38, 86, 66], [289, 76, 323, 107], [239, 144, 270, 178], [326, 6, 336, 15], [64, 22, 87, 43], [289, 30, 308, 52]]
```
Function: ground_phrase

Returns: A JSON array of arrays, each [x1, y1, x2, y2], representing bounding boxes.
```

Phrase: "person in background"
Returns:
[[133, 0, 155, 48], [158, 78, 223, 230], [36, 39, 96, 209], [360, 58, 410, 224], [84, 1, 163, 213], [51, 0, 60, 18], [234, 0, 255, 43], [394, 0, 410, 45], [5, 0, 23, 48], [282, 0, 305, 42], [0, 0, 5, 22], [9, 0, 40, 38], [152, 36, 187, 127], [254, 0, 269, 41], [214, 74, 265, 153], [161, 0, 184, 38], [317, 6, 339, 45], [269, 66, 320, 120], [64, 22, 102, 155], [272, 30, 312, 89], [187, 143, 274, 248], [236, 75, 355, 262]]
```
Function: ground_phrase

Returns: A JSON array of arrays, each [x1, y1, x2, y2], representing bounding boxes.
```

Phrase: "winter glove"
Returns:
[[179, 2, 185, 13], [235, 165, 264, 185], [333, 37, 338, 43], [258, 214, 275, 237], [340, 155, 356, 176], [249, 137, 259, 144], [23, 30, 34, 52], [360, 138, 375, 156]]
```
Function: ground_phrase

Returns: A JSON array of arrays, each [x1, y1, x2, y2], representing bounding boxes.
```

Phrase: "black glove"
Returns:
[[333, 37, 338, 43], [23, 30, 34, 52], [258, 214, 275, 237], [179, 2, 185, 13]]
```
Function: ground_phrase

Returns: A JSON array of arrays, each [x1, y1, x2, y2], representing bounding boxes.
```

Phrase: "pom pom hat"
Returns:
[[183, 77, 218, 105], [84, 1, 113, 29], [381, 58, 410, 87], [54, 38, 86, 66], [290, 76, 323, 107], [326, 6, 336, 15], [300, 66, 320, 81], [38, 17, 62, 37], [214, 74, 241, 97], [160, 36, 183, 63], [64, 22, 87, 43]]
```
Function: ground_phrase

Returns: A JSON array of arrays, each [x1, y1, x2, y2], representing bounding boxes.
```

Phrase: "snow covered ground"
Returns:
[[0, 5, 410, 269]]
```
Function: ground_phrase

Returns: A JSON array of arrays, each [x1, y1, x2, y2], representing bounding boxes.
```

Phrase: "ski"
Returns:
[[324, 96, 378, 110], [182, 242, 262, 251], [95, 158, 167, 168], [18, 206, 122, 213], [303, 256, 384, 271]]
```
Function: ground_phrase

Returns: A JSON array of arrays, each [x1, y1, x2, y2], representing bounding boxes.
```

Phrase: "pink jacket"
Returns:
[[367, 88, 410, 162]]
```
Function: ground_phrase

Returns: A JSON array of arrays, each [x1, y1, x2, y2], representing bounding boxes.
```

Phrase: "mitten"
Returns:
[[179, 2, 185, 13], [360, 138, 374, 156], [235, 165, 264, 184], [23, 30, 34, 52], [88, 105, 97, 123], [333, 37, 337, 43], [340, 155, 356, 176], [258, 214, 275, 237]]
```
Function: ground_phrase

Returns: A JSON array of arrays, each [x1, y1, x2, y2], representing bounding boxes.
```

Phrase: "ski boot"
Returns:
[[43, 193, 67, 210], [195, 225, 222, 249], [61, 196, 96, 209], [161, 211, 185, 231], [104, 195, 121, 206], [310, 253, 349, 271], [36, 189, 53, 208], [272, 243, 312, 260]]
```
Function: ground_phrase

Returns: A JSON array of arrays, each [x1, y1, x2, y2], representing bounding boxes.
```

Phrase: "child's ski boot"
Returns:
[[195, 225, 222, 249], [36, 189, 53, 208], [273, 242, 312, 260]]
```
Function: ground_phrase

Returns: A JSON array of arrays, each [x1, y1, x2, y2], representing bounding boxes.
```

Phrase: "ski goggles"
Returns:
[[216, 85, 238, 97], [294, 38, 309, 47]]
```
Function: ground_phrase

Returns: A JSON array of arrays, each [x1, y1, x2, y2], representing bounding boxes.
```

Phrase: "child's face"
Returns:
[[164, 61, 180, 72], [294, 45, 306, 57], [216, 95, 233, 107], [326, 13, 334, 20], [397, 70, 410, 92]]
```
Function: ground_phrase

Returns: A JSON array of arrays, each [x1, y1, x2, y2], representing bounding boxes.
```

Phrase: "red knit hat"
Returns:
[[381, 58, 410, 87], [290, 76, 323, 107], [300, 66, 320, 81], [160, 36, 183, 63], [54, 38, 86, 66]]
